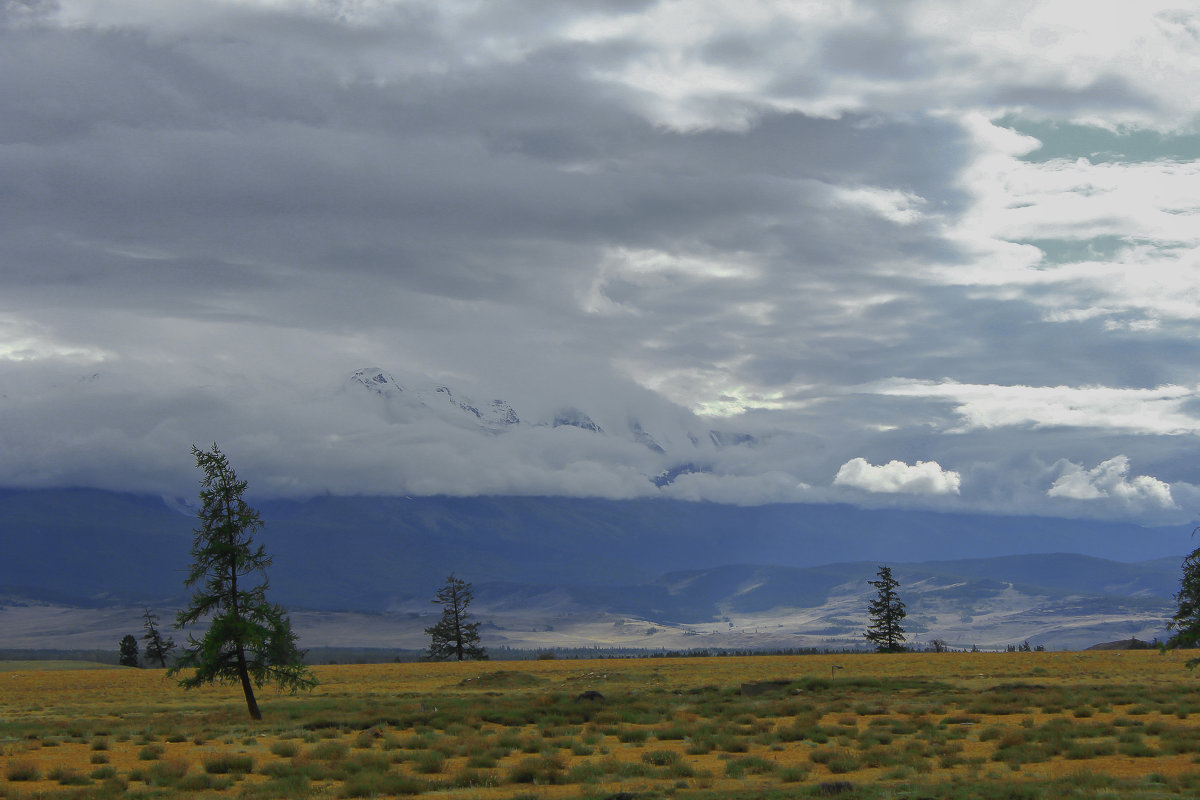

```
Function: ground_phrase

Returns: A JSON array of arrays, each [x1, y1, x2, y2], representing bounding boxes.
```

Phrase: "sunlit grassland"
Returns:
[[3, 652, 1200, 799]]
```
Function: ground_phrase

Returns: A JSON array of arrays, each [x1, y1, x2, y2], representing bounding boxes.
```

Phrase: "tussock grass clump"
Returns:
[[617, 727, 650, 743], [270, 740, 300, 757], [810, 747, 861, 774], [641, 749, 681, 766], [144, 758, 191, 786], [48, 766, 92, 786], [178, 773, 234, 792], [723, 755, 777, 778], [137, 743, 165, 760], [5, 762, 39, 786], [448, 766, 497, 788], [411, 751, 445, 774], [202, 752, 255, 774], [341, 771, 424, 797], [346, 752, 390, 774], [506, 754, 566, 784], [307, 740, 350, 761]]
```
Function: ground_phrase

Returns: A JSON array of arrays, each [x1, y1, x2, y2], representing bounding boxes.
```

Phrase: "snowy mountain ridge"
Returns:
[[346, 367, 756, 463]]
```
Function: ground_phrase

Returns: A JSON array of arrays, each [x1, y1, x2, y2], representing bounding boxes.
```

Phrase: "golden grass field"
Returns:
[[4, 651, 1200, 799]]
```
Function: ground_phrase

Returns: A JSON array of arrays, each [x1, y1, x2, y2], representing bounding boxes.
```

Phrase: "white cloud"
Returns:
[[0, 316, 112, 364], [1048, 456, 1176, 509], [834, 458, 962, 495], [877, 380, 1200, 435]]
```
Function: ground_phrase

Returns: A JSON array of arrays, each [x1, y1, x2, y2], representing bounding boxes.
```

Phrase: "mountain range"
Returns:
[[0, 488, 1189, 651], [345, 367, 755, 486]]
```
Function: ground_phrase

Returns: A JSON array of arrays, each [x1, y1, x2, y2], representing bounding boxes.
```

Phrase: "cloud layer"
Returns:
[[2, 1, 1200, 524]]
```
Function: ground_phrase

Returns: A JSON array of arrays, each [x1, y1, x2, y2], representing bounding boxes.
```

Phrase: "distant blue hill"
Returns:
[[0, 488, 1189, 613]]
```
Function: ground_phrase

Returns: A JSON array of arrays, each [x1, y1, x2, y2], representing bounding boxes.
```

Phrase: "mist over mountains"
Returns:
[[345, 367, 758, 490]]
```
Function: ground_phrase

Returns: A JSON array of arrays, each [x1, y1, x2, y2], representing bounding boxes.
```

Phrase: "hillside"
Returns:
[[0, 489, 1189, 611], [0, 489, 1186, 651]]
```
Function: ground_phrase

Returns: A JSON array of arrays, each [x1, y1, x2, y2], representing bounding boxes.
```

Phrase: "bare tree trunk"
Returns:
[[237, 644, 262, 720]]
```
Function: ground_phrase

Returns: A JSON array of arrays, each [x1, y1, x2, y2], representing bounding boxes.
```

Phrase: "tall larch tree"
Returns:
[[169, 444, 316, 719]]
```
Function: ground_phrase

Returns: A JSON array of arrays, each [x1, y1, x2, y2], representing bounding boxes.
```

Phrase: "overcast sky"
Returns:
[[4, 0, 1200, 524]]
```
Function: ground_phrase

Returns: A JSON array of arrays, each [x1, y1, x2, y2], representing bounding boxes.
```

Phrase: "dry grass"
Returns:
[[2, 651, 1199, 798]]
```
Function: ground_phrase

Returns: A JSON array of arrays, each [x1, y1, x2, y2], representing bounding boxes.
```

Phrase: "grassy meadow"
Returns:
[[4, 651, 1200, 799]]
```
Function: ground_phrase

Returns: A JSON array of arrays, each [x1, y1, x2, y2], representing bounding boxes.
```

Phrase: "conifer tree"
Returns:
[[169, 444, 316, 719], [426, 574, 487, 661], [118, 634, 140, 667], [141, 607, 176, 668], [1166, 534, 1200, 667], [864, 565, 907, 653]]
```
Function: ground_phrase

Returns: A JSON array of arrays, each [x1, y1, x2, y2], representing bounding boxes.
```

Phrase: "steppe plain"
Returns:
[[5, 651, 1200, 799]]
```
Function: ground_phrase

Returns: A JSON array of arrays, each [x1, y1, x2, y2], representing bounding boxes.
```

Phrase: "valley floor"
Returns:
[[0, 600, 1171, 655]]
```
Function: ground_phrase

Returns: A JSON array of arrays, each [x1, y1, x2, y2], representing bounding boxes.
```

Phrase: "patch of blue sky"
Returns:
[[998, 114, 1200, 164]]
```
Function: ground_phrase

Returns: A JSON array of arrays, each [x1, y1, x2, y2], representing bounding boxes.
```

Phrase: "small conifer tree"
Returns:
[[864, 565, 906, 653], [119, 634, 140, 667], [142, 607, 176, 668], [425, 574, 487, 661]]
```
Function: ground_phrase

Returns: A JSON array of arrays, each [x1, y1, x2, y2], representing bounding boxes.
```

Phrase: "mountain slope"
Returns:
[[0, 489, 1189, 611], [0, 488, 1184, 650]]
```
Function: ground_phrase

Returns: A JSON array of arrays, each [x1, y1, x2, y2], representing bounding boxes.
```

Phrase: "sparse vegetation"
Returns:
[[4, 652, 1200, 798]]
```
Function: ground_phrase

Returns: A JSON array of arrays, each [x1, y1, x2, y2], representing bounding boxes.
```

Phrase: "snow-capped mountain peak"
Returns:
[[346, 367, 757, 459]]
